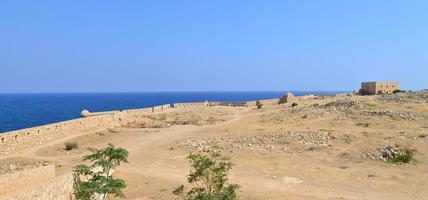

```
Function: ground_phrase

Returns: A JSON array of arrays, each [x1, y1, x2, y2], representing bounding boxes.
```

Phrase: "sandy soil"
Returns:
[[3, 94, 428, 200]]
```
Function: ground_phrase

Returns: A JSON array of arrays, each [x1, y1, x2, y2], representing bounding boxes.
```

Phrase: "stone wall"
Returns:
[[173, 102, 207, 108], [0, 164, 55, 196], [0, 104, 173, 155], [0, 114, 120, 155], [2, 173, 74, 200], [247, 98, 279, 107]]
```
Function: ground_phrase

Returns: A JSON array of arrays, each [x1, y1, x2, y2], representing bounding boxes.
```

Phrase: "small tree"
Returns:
[[73, 143, 129, 200], [173, 145, 239, 200]]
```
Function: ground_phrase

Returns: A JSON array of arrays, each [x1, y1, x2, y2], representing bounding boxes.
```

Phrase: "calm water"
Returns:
[[0, 91, 344, 133]]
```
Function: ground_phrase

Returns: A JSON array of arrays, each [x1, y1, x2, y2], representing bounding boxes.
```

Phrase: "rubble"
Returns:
[[322, 99, 362, 114], [377, 90, 428, 104], [178, 130, 335, 153], [361, 110, 426, 120]]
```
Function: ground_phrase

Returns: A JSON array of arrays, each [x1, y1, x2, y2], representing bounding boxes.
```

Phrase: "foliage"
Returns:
[[355, 122, 369, 127], [389, 148, 417, 164], [393, 89, 405, 94], [65, 142, 78, 151], [173, 145, 239, 200], [256, 100, 263, 109], [366, 103, 377, 110], [73, 143, 129, 200], [291, 103, 298, 107]]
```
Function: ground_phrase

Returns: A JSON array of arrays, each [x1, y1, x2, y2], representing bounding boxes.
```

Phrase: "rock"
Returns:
[[282, 176, 303, 184], [279, 92, 297, 105]]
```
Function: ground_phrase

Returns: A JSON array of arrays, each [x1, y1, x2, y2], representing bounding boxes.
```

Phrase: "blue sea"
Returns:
[[0, 91, 344, 133]]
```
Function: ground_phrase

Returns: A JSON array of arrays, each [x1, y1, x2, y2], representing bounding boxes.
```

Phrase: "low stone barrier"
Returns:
[[173, 102, 207, 108], [0, 164, 55, 196], [2, 173, 74, 200]]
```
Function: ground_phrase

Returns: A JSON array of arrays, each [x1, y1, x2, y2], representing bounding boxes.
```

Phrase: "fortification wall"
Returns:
[[246, 98, 279, 107], [0, 114, 120, 155], [0, 104, 174, 155], [173, 102, 207, 108], [0, 164, 55, 196], [2, 173, 73, 200]]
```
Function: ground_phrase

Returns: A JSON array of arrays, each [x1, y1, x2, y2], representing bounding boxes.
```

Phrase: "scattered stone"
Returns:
[[282, 176, 303, 184], [376, 90, 428, 104], [178, 130, 335, 153], [361, 110, 426, 120]]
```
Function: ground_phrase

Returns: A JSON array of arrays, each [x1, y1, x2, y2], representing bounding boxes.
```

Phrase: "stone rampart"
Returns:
[[0, 104, 175, 155], [0, 164, 55, 196], [173, 102, 207, 108], [2, 173, 73, 200], [0, 114, 120, 155]]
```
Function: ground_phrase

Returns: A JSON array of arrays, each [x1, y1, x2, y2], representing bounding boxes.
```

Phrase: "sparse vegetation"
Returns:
[[339, 152, 351, 158], [73, 143, 129, 200], [389, 148, 417, 164], [319, 129, 334, 132], [291, 102, 298, 107], [366, 103, 378, 109], [108, 128, 118, 133], [173, 145, 239, 200], [64, 142, 78, 151], [393, 89, 405, 94], [341, 134, 355, 144], [355, 122, 369, 127], [256, 100, 263, 109], [362, 131, 371, 137], [307, 146, 317, 151]]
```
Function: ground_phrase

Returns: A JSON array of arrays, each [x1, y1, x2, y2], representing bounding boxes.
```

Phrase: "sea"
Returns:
[[0, 91, 345, 133]]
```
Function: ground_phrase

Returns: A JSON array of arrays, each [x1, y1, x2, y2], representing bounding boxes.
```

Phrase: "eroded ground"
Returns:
[[4, 92, 428, 199]]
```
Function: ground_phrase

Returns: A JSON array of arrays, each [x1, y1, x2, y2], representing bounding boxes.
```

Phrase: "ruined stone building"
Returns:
[[360, 82, 399, 95]]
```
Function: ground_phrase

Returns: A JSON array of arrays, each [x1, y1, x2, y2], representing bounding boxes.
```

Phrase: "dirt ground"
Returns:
[[3, 92, 428, 200]]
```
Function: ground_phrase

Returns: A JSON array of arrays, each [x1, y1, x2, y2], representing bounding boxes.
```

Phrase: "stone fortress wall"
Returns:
[[0, 163, 55, 196], [2, 169, 73, 200]]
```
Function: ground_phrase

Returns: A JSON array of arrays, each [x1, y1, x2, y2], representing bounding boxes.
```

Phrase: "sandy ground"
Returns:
[[3, 94, 428, 200]]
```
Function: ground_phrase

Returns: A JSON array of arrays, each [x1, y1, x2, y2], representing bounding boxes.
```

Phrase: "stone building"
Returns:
[[360, 81, 399, 95]]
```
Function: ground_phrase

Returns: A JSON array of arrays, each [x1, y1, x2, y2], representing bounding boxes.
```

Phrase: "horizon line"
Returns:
[[0, 90, 353, 95]]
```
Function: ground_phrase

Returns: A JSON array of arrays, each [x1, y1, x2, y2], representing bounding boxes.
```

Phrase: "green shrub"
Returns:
[[355, 122, 369, 127], [108, 128, 118, 133], [73, 143, 129, 200], [366, 103, 377, 109], [64, 142, 78, 151], [393, 89, 405, 94], [256, 100, 263, 109], [389, 148, 417, 164], [173, 145, 239, 200]]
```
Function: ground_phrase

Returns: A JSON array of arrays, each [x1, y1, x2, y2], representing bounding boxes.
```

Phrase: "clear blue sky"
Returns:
[[1, 1, 427, 93]]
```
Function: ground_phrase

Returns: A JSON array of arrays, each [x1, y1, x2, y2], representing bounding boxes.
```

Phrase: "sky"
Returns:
[[1, 1, 427, 93]]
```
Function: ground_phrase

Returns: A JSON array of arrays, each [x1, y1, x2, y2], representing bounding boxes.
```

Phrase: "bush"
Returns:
[[390, 148, 417, 164], [256, 100, 263, 109], [64, 142, 78, 151], [355, 122, 369, 127], [173, 145, 239, 200], [73, 143, 129, 200], [291, 102, 298, 107], [393, 89, 405, 94]]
